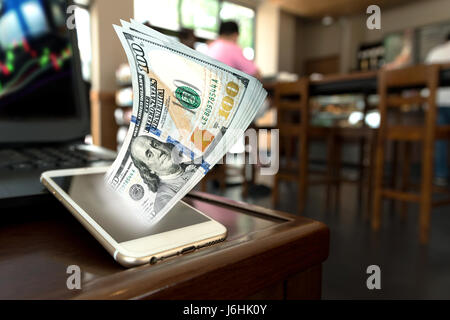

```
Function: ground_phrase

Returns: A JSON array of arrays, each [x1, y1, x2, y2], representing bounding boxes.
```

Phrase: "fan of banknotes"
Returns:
[[105, 20, 267, 225]]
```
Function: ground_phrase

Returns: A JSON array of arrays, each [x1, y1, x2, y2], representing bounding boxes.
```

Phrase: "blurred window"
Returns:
[[133, 0, 255, 59], [134, 0, 180, 31], [74, 6, 91, 81], [220, 1, 255, 60], [181, 0, 219, 38]]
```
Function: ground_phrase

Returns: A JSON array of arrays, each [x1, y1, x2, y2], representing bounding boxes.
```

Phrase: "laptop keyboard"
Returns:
[[0, 146, 107, 171]]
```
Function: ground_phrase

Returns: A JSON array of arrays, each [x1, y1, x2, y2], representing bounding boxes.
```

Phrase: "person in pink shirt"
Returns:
[[207, 21, 261, 79]]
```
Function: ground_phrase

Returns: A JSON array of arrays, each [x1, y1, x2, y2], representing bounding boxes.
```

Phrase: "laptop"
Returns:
[[0, 0, 116, 207]]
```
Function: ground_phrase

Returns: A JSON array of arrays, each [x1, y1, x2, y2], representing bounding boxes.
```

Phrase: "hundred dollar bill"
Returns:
[[105, 23, 266, 224], [120, 21, 265, 163]]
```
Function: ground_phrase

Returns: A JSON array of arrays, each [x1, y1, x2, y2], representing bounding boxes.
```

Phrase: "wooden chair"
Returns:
[[372, 64, 450, 243], [333, 125, 377, 216], [272, 79, 335, 213]]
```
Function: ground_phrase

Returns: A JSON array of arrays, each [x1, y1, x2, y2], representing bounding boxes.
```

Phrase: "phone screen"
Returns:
[[52, 173, 210, 243]]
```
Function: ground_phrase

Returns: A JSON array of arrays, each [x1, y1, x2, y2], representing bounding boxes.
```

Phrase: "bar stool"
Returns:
[[333, 125, 377, 216], [272, 79, 336, 213], [372, 64, 450, 243]]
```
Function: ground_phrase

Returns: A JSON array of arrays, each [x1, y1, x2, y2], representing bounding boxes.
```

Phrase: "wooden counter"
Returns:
[[0, 191, 329, 300], [264, 64, 450, 96]]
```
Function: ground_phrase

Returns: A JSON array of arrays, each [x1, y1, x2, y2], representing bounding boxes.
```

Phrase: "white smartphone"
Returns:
[[41, 166, 227, 268]]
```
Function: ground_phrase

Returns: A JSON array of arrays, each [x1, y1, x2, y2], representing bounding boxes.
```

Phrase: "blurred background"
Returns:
[[69, 0, 450, 149], [2, 0, 450, 299], [79, 0, 450, 299]]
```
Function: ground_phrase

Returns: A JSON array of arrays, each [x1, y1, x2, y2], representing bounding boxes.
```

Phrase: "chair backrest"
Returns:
[[274, 79, 309, 169], [378, 64, 440, 136], [383, 64, 436, 88], [274, 78, 310, 130]]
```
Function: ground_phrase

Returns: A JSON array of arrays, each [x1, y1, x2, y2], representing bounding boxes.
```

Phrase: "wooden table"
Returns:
[[0, 191, 329, 300]]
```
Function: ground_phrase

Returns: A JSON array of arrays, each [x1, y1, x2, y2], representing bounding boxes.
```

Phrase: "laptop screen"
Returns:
[[0, 0, 89, 144], [0, 0, 78, 119]]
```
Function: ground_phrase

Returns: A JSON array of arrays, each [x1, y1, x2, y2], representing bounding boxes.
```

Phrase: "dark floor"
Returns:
[[201, 175, 450, 299]]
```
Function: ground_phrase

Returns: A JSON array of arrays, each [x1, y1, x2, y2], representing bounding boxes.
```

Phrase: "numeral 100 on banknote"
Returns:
[[218, 81, 240, 120]]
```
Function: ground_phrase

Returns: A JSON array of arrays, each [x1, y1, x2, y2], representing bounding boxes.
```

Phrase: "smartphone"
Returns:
[[41, 166, 227, 268]]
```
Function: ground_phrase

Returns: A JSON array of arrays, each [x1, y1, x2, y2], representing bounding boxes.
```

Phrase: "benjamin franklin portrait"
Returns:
[[130, 135, 200, 212]]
